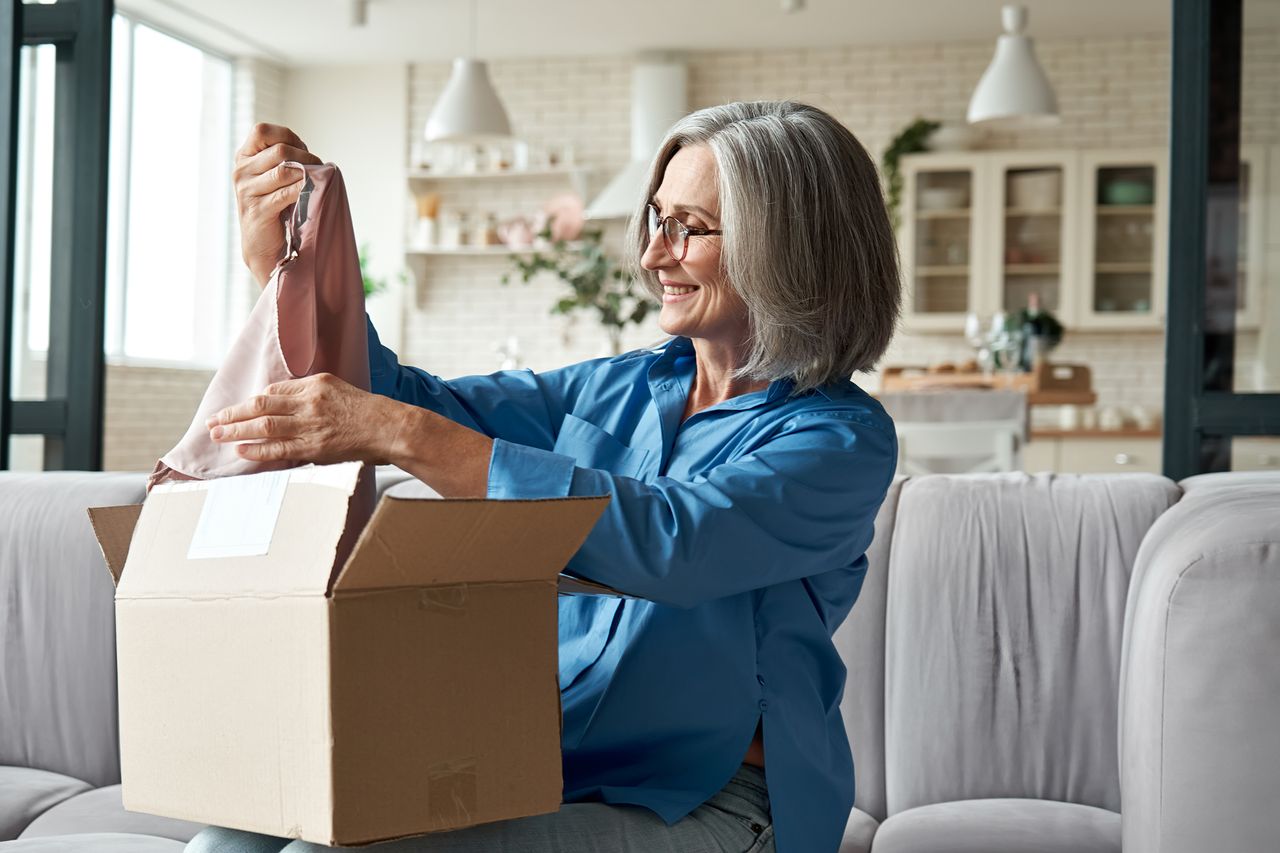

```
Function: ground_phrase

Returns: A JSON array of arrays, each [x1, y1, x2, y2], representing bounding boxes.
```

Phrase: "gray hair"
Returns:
[[627, 100, 901, 395]]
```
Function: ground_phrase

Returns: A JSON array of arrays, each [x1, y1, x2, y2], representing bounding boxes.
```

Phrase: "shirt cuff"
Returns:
[[486, 438, 576, 499]]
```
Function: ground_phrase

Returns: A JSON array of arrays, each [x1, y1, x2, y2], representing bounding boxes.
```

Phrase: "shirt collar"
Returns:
[[648, 336, 827, 409]]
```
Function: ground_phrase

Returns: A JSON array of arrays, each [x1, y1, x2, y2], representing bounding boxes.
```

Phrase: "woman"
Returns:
[[188, 100, 899, 853]]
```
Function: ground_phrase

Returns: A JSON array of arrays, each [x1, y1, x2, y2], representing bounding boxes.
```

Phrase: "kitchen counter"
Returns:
[[1030, 427, 1162, 440]]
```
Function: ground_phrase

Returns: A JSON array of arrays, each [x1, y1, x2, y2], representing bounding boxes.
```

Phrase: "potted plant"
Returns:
[[881, 118, 940, 231], [503, 224, 655, 356], [358, 243, 404, 298]]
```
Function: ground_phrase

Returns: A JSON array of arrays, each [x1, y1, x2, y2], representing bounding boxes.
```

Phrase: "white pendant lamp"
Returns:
[[423, 0, 511, 142], [967, 5, 1059, 125]]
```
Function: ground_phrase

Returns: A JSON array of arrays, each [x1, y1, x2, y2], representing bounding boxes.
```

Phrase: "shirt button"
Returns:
[[758, 699, 769, 711]]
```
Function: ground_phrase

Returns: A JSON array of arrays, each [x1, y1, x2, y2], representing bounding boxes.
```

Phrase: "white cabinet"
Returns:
[[1075, 149, 1169, 330], [1237, 145, 1268, 330], [899, 149, 1180, 333], [898, 154, 986, 331], [1021, 434, 1163, 474]]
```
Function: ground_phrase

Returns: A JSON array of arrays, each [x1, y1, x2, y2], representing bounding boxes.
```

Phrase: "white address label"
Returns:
[[187, 469, 291, 560]]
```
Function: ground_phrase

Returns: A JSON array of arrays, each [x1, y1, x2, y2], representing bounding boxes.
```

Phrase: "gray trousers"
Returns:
[[184, 764, 774, 853]]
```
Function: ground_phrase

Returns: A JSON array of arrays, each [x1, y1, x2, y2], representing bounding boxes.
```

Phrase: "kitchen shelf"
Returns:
[[407, 242, 585, 257], [1004, 264, 1061, 275], [408, 246, 521, 257], [1005, 208, 1062, 217], [915, 265, 971, 276], [407, 166, 592, 182], [1095, 262, 1153, 273], [916, 208, 971, 219], [1094, 205, 1154, 216]]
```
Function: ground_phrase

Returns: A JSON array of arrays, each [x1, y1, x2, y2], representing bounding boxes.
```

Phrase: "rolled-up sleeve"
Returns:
[[486, 410, 897, 608], [368, 314, 607, 450]]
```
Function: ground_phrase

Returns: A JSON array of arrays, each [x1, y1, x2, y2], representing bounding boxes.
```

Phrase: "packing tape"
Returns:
[[427, 758, 478, 827], [418, 585, 468, 615]]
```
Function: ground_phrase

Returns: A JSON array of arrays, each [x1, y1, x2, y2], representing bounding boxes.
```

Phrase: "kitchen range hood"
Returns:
[[585, 55, 689, 221]]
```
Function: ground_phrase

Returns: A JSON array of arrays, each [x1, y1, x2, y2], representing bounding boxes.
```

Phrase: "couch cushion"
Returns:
[[17, 784, 205, 842], [871, 798, 1120, 853], [0, 832, 186, 851], [0, 766, 92, 840], [839, 806, 879, 853], [0, 472, 148, 788], [1119, 479, 1280, 853], [832, 476, 904, 823], [883, 473, 1179, 815]]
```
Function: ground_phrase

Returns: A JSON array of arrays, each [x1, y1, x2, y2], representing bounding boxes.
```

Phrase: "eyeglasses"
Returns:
[[646, 203, 722, 262]]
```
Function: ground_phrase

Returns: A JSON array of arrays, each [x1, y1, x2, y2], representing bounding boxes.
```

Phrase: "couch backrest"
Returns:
[[876, 472, 1180, 816], [833, 475, 904, 822], [0, 466, 415, 788], [0, 471, 147, 787]]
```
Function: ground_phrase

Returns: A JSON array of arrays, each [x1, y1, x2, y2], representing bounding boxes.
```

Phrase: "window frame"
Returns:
[[1164, 0, 1280, 478]]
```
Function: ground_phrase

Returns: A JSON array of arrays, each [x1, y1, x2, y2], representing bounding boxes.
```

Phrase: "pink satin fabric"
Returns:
[[149, 162, 371, 489]]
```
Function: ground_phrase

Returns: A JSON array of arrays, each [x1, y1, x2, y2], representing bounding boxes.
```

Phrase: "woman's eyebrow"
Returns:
[[651, 198, 718, 220]]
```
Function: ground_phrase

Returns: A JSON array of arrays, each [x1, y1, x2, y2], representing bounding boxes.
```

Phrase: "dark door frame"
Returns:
[[0, 0, 111, 470], [1164, 0, 1280, 479]]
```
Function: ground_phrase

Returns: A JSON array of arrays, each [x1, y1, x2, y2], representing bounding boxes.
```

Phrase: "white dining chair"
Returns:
[[894, 419, 1022, 475]]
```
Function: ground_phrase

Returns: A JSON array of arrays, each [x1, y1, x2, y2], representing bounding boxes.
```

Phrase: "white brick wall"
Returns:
[[401, 33, 1173, 400], [394, 28, 1275, 415], [90, 27, 1277, 473]]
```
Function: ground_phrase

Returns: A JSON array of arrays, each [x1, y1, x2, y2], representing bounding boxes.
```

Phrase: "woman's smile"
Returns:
[[661, 280, 700, 302]]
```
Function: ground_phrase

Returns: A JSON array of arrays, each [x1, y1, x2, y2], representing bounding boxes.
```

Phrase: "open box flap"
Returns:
[[331, 494, 610, 594], [98, 462, 365, 598], [555, 573, 636, 598], [86, 504, 144, 587]]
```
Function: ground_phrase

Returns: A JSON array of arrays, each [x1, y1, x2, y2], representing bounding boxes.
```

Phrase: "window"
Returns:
[[105, 15, 234, 366], [11, 13, 234, 382]]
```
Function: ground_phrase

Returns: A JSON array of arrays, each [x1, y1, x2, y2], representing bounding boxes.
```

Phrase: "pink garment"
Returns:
[[150, 162, 371, 489]]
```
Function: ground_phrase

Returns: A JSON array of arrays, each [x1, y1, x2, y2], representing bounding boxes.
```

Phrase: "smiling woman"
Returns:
[[192, 100, 901, 853]]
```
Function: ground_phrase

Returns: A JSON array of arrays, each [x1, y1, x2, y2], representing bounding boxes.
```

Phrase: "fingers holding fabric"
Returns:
[[235, 122, 313, 160], [208, 374, 397, 466]]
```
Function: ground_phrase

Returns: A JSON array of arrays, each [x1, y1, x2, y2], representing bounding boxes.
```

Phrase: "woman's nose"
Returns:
[[640, 226, 674, 271]]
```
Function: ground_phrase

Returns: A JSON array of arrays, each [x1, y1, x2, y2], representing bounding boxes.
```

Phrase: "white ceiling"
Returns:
[[117, 0, 1174, 66]]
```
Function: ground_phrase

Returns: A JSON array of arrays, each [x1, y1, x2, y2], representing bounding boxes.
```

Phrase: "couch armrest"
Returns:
[[1119, 481, 1280, 853]]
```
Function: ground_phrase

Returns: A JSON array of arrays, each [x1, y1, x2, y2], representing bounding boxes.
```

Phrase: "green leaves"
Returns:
[[359, 242, 405, 299], [503, 219, 656, 345], [882, 118, 940, 232]]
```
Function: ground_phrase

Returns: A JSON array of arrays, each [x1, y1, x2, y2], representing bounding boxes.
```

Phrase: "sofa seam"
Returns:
[[1156, 552, 1207, 849]]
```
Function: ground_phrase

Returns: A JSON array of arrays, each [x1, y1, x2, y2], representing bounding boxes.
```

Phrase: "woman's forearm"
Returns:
[[384, 401, 493, 498]]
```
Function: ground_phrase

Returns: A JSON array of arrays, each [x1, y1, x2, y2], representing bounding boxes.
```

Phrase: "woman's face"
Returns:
[[641, 145, 749, 347]]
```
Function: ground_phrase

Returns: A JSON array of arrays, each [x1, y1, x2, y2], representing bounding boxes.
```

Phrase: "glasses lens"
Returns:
[[646, 204, 659, 240], [664, 217, 685, 259]]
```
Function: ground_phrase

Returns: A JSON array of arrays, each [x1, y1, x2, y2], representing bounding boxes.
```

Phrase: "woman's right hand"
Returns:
[[233, 123, 324, 289]]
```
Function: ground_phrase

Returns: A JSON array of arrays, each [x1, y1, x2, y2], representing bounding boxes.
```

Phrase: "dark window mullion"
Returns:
[[0, 1, 19, 469]]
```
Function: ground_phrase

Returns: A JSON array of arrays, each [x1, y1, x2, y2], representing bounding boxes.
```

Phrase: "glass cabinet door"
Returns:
[[900, 156, 985, 330], [1235, 146, 1264, 329], [1079, 151, 1168, 328], [994, 155, 1074, 323]]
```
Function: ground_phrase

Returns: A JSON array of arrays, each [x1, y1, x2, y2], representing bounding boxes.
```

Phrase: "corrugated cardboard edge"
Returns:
[[555, 573, 635, 598], [86, 504, 143, 587], [330, 494, 612, 594]]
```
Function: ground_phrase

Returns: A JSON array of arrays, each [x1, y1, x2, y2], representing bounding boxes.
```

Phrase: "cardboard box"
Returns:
[[87, 462, 610, 846]]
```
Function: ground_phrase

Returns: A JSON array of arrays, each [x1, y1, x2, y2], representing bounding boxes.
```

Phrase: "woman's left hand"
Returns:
[[206, 373, 494, 497], [206, 373, 402, 465]]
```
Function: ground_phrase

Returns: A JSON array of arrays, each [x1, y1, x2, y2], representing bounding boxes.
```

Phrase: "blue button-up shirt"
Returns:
[[367, 318, 896, 853]]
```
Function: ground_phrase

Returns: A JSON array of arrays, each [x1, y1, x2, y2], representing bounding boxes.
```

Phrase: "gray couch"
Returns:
[[1, 469, 1277, 852]]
